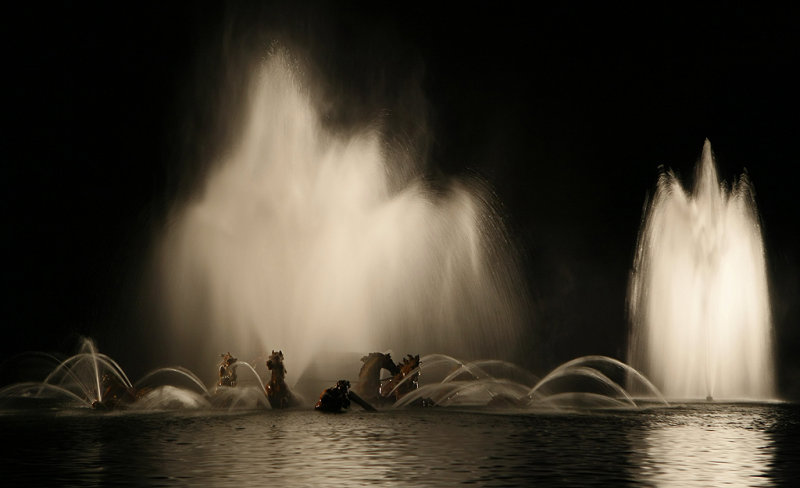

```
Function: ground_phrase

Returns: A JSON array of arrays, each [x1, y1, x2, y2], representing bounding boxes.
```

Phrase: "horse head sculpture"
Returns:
[[353, 352, 400, 403], [266, 350, 285, 376]]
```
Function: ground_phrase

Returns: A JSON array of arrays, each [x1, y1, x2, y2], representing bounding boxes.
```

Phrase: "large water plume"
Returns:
[[628, 141, 774, 399], [158, 51, 528, 381]]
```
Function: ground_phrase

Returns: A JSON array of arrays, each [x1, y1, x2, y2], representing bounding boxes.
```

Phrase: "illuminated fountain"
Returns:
[[0, 338, 267, 410], [2, 49, 685, 413], [1, 339, 668, 411], [628, 141, 774, 400], [0, 337, 133, 408], [158, 49, 528, 380], [392, 354, 667, 410]]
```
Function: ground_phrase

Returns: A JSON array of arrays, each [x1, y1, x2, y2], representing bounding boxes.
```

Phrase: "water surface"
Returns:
[[2, 403, 798, 486]]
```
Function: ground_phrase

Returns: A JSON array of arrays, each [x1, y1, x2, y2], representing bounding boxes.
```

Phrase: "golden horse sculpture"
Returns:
[[217, 352, 238, 387], [354, 352, 420, 405], [382, 354, 420, 401], [266, 350, 299, 409], [352, 352, 400, 404]]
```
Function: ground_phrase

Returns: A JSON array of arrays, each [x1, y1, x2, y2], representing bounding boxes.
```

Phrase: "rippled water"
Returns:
[[2, 403, 798, 487]]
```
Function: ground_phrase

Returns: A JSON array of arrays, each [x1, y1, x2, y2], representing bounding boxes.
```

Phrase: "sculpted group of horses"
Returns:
[[93, 349, 421, 413], [316, 352, 421, 412]]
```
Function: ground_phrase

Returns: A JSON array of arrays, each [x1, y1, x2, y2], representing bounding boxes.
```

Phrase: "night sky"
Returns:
[[4, 3, 799, 397]]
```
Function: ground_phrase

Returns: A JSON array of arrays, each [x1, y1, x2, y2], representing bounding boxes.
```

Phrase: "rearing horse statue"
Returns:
[[266, 350, 298, 409], [354, 352, 420, 404], [353, 352, 400, 404], [218, 352, 238, 387]]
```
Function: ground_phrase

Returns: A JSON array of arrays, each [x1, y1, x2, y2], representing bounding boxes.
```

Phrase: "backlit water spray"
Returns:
[[158, 50, 527, 381], [628, 140, 774, 400]]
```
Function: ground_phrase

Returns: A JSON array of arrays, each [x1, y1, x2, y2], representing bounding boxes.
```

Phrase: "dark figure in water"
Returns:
[[266, 350, 298, 409], [218, 352, 238, 387], [315, 379, 352, 412]]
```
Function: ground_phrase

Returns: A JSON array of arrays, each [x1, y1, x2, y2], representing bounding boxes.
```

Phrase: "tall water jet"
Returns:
[[628, 140, 774, 400], [158, 50, 528, 380]]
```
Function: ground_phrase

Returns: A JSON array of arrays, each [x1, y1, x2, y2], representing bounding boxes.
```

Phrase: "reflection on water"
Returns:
[[632, 404, 775, 486], [1, 403, 798, 486]]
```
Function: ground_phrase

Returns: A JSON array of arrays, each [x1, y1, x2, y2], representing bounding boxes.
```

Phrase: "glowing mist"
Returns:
[[628, 140, 774, 400], [158, 51, 527, 381]]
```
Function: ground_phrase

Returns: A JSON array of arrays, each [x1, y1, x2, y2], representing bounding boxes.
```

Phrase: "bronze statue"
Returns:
[[353, 352, 400, 404], [266, 350, 298, 409], [316, 379, 377, 413], [218, 352, 238, 387], [353, 352, 420, 405], [381, 354, 420, 401], [315, 379, 351, 412]]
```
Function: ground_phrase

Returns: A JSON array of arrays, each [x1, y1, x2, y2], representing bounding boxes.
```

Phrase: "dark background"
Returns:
[[3, 2, 799, 396]]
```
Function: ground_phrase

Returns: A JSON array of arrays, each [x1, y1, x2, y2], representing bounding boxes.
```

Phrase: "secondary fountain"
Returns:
[[157, 48, 529, 381], [628, 141, 775, 400], [0, 338, 267, 410], [0, 337, 134, 408]]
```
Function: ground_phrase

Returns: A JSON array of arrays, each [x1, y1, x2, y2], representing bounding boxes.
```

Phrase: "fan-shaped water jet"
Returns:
[[134, 367, 210, 396], [628, 140, 774, 400]]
